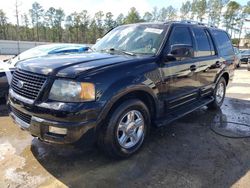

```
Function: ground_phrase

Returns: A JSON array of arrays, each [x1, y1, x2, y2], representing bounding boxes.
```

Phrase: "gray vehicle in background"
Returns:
[[234, 47, 242, 68], [240, 49, 250, 63]]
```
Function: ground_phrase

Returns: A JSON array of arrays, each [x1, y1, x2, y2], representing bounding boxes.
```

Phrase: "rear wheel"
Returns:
[[207, 77, 226, 110], [98, 99, 150, 158]]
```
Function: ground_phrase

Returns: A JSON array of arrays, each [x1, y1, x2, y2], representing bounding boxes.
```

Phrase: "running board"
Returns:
[[155, 97, 214, 127]]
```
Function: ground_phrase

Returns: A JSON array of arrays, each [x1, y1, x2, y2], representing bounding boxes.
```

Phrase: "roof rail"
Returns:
[[179, 20, 217, 28]]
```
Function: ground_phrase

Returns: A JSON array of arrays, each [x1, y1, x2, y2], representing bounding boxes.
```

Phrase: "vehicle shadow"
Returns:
[[31, 97, 250, 188]]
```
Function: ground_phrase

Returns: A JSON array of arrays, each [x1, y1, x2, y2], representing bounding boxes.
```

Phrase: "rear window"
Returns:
[[212, 30, 234, 57]]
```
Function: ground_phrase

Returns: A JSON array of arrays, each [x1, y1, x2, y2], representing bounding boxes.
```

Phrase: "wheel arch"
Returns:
[[96, 88, 159, 128], [216, 71, 230, 86], [221, 72, 229, 85]]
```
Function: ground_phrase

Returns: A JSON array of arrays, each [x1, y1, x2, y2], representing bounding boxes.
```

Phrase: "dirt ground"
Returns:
[[0, 64, 250, 188], [0, 55, 14, 61]]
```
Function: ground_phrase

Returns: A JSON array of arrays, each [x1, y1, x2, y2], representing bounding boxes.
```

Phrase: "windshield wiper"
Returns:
[[103, 48, 136, 56]]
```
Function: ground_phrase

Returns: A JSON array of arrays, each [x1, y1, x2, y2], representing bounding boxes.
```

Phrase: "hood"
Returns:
[[17, 52, 135, 78]]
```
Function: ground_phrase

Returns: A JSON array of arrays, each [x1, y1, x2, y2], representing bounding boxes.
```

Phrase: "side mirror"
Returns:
[[165, 44, 194, 61]]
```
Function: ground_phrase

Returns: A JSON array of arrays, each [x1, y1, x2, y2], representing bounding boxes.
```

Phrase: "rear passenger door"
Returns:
[[191, 27, 221, 97]]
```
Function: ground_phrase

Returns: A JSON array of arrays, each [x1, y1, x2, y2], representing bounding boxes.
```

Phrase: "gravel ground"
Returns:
[[0, 65, 250, 188]]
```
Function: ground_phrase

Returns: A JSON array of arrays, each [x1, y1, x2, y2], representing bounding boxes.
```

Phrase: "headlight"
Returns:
[[49, 80, 95, 102]]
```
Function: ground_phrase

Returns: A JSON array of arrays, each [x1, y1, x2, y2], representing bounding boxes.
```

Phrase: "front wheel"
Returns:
[[98, 99, 150, 158], [207, 77, 226, 110]]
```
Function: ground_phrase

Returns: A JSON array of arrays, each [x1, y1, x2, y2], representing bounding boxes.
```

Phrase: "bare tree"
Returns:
[[15, 0, 21, 53]]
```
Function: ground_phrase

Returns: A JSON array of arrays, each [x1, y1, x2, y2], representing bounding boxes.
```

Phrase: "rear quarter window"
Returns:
[[212, 30, 234, 57]]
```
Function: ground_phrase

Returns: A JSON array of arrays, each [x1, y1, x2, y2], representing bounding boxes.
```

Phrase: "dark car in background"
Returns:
[[0, 43, 90, 100], [9, 21, 235, 158]]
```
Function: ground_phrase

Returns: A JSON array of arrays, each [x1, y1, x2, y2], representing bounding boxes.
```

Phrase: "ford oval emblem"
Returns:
[[17, 80, 25, 89]]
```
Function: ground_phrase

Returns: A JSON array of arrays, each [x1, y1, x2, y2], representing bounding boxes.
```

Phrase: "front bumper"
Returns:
[[8, 95, 100, 144]]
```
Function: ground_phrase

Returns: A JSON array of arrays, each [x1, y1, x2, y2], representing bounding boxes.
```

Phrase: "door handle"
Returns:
[[190, 65, 196, 71]]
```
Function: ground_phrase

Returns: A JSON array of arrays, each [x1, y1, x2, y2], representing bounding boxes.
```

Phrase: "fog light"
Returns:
[[49, 126, 67, 135]]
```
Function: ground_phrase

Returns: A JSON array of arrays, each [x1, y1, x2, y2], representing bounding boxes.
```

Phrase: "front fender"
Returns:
[[214, 69, 230, 86], [96, 75, 159, 124]]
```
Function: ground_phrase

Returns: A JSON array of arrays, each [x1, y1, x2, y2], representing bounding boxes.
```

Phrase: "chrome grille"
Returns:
[[11, 69, 47, 100], [10, 106, 31, 124]]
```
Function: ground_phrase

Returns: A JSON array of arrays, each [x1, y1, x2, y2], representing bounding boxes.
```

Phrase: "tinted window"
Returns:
[[212, 30, 234, 57], [167, 27, 193, 61], [206, 30, 215, 55], [169, 27, 192, 46], [193, 28, 215, 57], [193, 27, 211, 57], [93, 24, 168, 55]]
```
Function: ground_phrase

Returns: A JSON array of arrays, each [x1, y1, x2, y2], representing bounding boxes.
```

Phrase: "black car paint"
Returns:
[[0, 72, 9, 98], [9, 22, 235, 144]]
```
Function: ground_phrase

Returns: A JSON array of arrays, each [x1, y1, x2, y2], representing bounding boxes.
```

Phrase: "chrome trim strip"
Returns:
[[9, 89, 34, 105], [10, 112, 30, 129]]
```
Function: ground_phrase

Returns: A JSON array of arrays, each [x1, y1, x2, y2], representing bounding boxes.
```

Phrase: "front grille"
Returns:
[[11, 69, 47, 100], [11, 106, 32, 124]]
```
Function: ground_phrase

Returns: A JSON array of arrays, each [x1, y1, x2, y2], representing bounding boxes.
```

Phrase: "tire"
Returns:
[[207, 77, 226, 110], [98, 99, 150, 158]]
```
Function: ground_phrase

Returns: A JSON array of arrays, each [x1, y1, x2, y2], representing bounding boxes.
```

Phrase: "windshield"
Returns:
[[93, 24, 167, 55], [241, 49, 250, 55]]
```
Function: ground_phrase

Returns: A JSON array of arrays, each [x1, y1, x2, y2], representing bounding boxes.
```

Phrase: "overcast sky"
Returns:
[[1, 0, 249, 23]]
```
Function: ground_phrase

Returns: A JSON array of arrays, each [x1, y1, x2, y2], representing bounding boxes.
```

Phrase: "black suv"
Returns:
[[9, 21, 235, 158]]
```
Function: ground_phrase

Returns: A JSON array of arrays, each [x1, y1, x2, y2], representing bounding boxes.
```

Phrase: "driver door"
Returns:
[[160, 26, 200, 110]]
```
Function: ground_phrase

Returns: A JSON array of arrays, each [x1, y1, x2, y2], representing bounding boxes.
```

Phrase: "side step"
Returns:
[[154, 97, 214, 127]]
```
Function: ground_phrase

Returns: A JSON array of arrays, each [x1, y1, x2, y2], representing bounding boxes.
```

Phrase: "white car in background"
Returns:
[[0, 43, 90, 99]]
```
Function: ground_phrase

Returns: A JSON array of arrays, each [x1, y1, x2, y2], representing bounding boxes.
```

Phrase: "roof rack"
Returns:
[[179, 20, 218, 28]]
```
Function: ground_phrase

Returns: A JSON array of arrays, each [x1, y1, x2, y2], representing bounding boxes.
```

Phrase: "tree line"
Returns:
[[0, 0, 249, 45]]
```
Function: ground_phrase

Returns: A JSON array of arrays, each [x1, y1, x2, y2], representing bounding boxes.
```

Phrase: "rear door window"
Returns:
[[193, 27, 212, 57], [212, 30, 234, 57]]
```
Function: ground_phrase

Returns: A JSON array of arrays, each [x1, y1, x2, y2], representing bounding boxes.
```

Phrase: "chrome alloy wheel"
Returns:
[[116, 110, 145, 149], [216, 82, 225, 103]]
